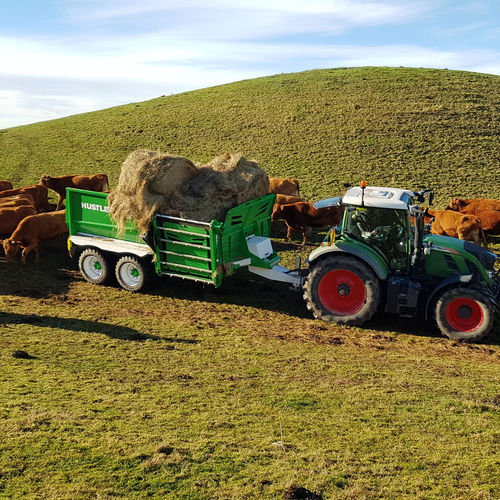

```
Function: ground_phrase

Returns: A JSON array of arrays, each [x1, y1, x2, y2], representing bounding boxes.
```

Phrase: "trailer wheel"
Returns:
[[79, 249, 111, 285], [303, 255, 380, 325], [115, 256, 148, 292], [435, 287, 495, 341]]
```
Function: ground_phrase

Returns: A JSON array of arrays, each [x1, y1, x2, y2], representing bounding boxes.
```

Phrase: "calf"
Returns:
[[446, 197, 500, 213], [0, 193, 36, 209], [424, 208, 487, 247], [269, 177, 300, 197], [40, 173, 109, 210], [0, 185, 51, 212], [1, 210, 68, 264], [0, 205, 37, 235], [0, 180, 13, 191], [272, 201, 345, 245]]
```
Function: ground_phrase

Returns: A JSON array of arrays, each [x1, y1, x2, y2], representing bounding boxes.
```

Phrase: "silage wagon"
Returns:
[[66, 188, 302, 291]]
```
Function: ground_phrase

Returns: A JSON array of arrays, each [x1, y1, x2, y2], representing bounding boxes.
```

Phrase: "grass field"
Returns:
[[1, 67, 499, 498]]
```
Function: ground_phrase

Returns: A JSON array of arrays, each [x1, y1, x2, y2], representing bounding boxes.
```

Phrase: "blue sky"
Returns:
[[1, 0, 499, 128]]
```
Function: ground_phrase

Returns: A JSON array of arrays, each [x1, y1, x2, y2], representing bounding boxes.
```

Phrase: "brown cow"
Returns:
[[0, 185, 51, 212], [40, 173, 109, 210], [0, 193, 36, 209], [1, 210, 68, 265], [464, 210, 500, 235], [446, 198, 500, 213], [0, 205, 37, 235], [0, 180, 13, 191], [274, 194, 305, 206], [272, 201, 345, 245], [269, 177, 300, 197], [424, 208, 487, 247]]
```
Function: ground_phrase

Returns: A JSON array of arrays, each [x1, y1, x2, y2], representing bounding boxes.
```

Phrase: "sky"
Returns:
[[1, 0, 499, 129]]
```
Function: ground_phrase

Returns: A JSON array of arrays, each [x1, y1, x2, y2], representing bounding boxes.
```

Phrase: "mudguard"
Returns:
[[307, 239, 390, 280]]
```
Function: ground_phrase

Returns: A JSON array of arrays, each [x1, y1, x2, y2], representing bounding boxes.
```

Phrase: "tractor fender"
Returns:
[[307, 242, 390, 280], [424, 274, 475, 320]]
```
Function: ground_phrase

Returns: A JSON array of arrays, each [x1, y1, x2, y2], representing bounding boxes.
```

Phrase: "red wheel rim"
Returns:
[[318, 269, 366, 315], [445, 297, 484, 332]]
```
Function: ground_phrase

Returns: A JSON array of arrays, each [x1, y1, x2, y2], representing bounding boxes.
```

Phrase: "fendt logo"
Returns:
[[81, 202, 109, 213]]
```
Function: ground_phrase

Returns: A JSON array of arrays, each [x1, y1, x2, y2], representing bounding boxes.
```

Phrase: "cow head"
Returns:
[[446, 198, 465, 211], [1, 239, 22, 261], [39, 174, 51, 187]]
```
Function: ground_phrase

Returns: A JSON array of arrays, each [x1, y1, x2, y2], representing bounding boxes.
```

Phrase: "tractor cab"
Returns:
[[341, 185, 414, 272]]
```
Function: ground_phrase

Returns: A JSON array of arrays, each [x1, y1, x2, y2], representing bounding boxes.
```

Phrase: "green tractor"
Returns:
[[303, 183, 499, 341]]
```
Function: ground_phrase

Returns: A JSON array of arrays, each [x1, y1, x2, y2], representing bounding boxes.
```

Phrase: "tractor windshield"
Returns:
[[345, 207, 410, 271]]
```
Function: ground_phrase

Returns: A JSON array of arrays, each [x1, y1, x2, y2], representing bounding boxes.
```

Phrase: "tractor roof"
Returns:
[[342, 186, 414, 210]]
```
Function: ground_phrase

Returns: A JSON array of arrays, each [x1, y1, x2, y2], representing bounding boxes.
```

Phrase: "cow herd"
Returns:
[[0, 173, 498, 265], [268, 179, 500, 247], [0, 174, 108, 264]]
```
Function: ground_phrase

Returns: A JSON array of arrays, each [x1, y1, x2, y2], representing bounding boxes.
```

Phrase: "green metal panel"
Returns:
[[66, 188, 143, 243], [221, 194, 279, 271], [153, 214, 224, 286]]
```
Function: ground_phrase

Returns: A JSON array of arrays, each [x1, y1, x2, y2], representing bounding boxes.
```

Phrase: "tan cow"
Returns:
[[424, 208, 487, 247], [0, 185, 51, 212], [446, 198, 500, 213], [1, 210, 68, 264], [268, 177, 300, 197], [40, 173, 109, 210]]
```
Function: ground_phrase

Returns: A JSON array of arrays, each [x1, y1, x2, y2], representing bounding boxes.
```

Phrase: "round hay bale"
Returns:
[[172, 153, 269, 221], [108, 150, 198, 232]]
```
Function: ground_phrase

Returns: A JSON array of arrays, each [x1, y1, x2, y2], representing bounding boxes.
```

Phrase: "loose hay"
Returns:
[[109, 151, 269, 232]]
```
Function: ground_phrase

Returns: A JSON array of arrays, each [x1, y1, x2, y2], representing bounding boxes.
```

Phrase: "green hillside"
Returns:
[[1, 67, 499, 207]]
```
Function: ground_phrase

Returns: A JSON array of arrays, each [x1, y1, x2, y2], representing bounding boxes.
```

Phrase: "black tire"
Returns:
[[78, 249, 111, 285], [303, 255, 380, 325], [435, 286, 495, 341], [115, 255, 149, 292]]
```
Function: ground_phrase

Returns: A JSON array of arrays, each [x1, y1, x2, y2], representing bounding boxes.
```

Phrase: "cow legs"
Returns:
[[55, 194, 65, 211], [21, 242, 39, 265]]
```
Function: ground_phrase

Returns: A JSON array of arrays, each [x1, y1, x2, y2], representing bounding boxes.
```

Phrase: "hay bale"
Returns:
[[171, 153, 269, 221], [108, 150, 198, 233], [109, 151, 269, 232]]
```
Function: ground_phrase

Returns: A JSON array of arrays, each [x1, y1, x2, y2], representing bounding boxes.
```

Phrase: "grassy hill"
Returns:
[[1, 67, 499, 499], [1, 67, 499, 206]]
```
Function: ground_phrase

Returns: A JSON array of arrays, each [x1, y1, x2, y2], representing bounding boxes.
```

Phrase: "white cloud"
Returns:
[[63, 0, 428, 38]]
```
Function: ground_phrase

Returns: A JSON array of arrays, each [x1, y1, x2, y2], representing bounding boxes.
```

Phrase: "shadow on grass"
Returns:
[[0, 311, 198, 343], [0, 237, 73, 298]]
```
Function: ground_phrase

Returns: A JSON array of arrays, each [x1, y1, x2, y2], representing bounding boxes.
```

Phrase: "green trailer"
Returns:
[[66, 188, 302, 291]]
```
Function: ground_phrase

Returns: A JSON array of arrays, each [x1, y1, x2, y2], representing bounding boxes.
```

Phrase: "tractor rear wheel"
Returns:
[[435, 287, 495, 341], [79, 249, 111, 285], [303, 255, 380, 325]]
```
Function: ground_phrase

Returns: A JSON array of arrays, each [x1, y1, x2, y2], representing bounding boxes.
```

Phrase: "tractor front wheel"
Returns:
[[303, 255, 380, 325], [435, 287, 495, 341]]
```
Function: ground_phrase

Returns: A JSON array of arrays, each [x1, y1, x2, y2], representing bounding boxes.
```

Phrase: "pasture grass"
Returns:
[[1, 67, 499, 208], [0, 239, 499, 499], [0, 66, 499, 498]]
